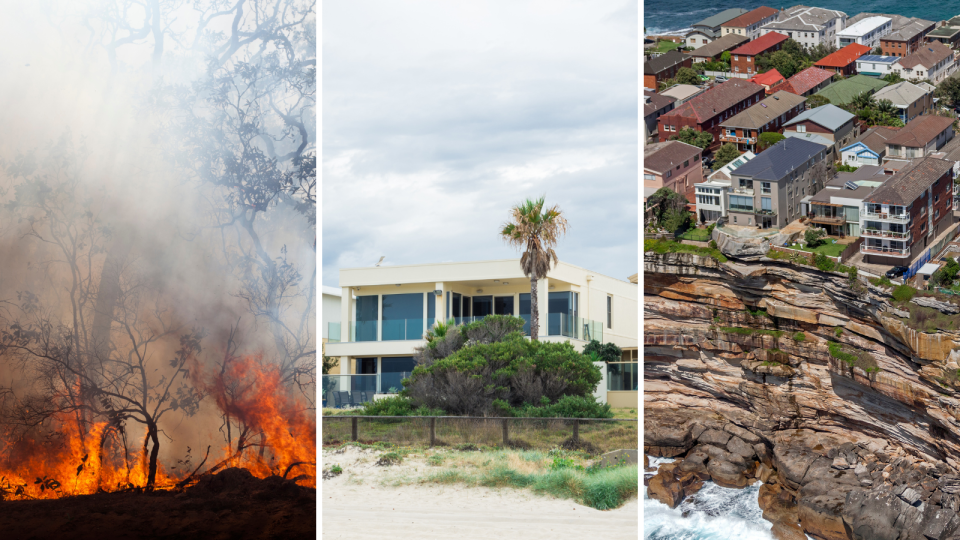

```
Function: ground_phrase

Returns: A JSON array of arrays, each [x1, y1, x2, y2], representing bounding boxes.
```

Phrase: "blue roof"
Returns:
[[857, 55, 899, 63], [731, 138, 828, 182], [840, 142, 880, 158]]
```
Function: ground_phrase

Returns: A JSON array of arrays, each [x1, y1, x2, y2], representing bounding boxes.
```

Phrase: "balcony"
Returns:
[[327, 322, 341, 342], [808, 214, 845, 226], [321, 372, 414, 408], [719, 134, 757, 144], [860, 244, 911, 257], [861, 228, 910, 240], [731, 187, 754, 196], [338, 314, 603, 343], [754, 209, 777, 216], [861, 210, 910, 223]]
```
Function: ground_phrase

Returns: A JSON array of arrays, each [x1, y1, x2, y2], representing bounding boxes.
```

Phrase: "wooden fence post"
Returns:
[[572, 419, 580, 443], [502, 419, 509, 446], [351, 417, 358, 442], [429, 417, 436, 447]]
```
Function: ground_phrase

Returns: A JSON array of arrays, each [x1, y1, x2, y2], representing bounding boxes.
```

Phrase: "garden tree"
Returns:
[[872, 46, 883, 55], [661, 208, 691, 234], [673, 127, 713, 149], [720, 51, 731, 64], [675, 67, 701, 85], [877, 99, 898, 117], [646, 187, 689, 228], [937, 76, 960, 107], [932, 257, 960, 287], [806, 43, 837, 62], [757, 131, 785, 151], [806, 94, 831, 108], [712, 143, 741, 169], [882, 72, 904, 84], [583, 340, 623, 363], [321, 355, 339, 375], [500, 198, 568, 341], [0, 139, 205, 489], [805, 227, 826, 248], [851, 91, 876, 111], [405, 316, 604, 416]]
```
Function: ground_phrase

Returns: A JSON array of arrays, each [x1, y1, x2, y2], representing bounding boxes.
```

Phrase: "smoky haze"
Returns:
[[0, 1, 315, 484]]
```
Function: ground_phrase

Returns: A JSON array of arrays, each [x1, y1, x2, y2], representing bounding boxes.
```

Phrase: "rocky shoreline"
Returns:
[[644, 251, 960, 540]]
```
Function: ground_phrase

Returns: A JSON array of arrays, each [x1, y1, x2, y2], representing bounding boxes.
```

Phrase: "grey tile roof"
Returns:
[[764, 5, 847, 32], [851, 126, 900, 154], [684, 33, 750, 59], [644, 50, 688, 75], [865, 156, 953, 205], [692, 8, 750, 30], [730, 137, 827, 181], [720, 91, 806, 129], [872, 81, 930, 107], [644, 91, 676, 117], [783, 104, 855, 132], [783, 131, 834, 147]]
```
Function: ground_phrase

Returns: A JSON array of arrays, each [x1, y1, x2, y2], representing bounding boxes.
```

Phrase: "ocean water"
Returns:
[[644, 456, 812, 540], [644, 1, 944, 38]]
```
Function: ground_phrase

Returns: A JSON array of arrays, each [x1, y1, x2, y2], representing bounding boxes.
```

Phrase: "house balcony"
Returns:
[[331, 314, 603, 345], [731, 187, 754, 196], [808, 214, 845, 226], [719, 134, 757, 144], [861, 228, 910, 240], [753, 209, 777, 216], [861, 210, 910, 223], [860, 244, 911, 257]]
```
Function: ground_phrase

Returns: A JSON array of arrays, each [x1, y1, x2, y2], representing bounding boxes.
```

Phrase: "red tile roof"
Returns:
[[722, 6, 779, 29], [731, 32, 788, 56], [661, 78, 765, 123], [784, 67, 835, 95], [749, 69, 785, 87], [815, 43, 871, 68]]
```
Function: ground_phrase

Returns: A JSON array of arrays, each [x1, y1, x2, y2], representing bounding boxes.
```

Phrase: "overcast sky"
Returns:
[[322, 0, 638, 288]]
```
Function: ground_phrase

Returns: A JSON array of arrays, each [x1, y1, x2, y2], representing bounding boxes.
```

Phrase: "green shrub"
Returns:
[[805, 228, 826, 249], [495, 395, 614, 419], [892, 285, 917, 303], [835, 327, 843, 338], [793, 332, 806, 342], [357, 395, 447, 417], [744, 307, 770, 319], [331, 464, 343, 474], [709, 239, 718, 249], [582, 340, 622, 364], [720, 327, 783, 338], [645, 238, 728, 262], [869, 276, 893, 287], [814, 252, 835, 272]]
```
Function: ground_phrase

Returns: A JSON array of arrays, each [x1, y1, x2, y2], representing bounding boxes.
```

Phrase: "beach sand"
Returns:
[[321, 446, 639, 540]]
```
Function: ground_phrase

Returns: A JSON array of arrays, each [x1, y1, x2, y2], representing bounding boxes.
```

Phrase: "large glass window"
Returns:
[[548, 291, 579, 337], [473, 295, 493, 317], [607, 295, 612, 329], [355, 295, 378, 342], [608, 363, 639, 391], [382, 293, 423, 340], [730, 195, 753, 211], [380, 357, 416, 394], [427, 292, 436, 329], [447, 292, 462, 318], [761, 197, 772, 211], [494, 296, 514, 316]]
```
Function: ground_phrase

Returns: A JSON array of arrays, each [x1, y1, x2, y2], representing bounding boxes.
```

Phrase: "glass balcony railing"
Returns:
[[321, 372, 413, 408], [352, 321, 379, 342], [382, 319, 425, 341], [327, 322, 341, 342], [547, 313, 603, 342]]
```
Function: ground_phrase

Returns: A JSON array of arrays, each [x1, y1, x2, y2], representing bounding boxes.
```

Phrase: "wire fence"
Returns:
[[321, 416, 638, 454]]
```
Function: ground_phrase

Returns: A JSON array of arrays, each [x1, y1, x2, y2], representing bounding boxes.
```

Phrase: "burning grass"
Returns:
[[0, 355, 315, 500]]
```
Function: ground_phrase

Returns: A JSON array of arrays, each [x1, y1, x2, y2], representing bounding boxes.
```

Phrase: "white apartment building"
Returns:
[[694, 151, 757, 224], [836, 16, 891, 49], [761, 5, 847, 49], [323, 259, 639, 408]]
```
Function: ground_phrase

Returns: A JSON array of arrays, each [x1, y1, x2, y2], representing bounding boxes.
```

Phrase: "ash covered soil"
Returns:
[[0, 468, 315, 540]]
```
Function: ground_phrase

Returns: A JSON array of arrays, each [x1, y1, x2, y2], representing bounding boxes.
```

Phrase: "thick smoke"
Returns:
[[0, 1, 315, 490]]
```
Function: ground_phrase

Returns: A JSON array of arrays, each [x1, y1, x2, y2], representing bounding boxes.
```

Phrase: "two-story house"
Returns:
[[924, 15, 960, 48], [721, 7, 780, 41], [836, 16, 891, 49], [860, 157, 955, 264], [719, 91, 807, 152], [878, 17, 935, 57], [658, 78, 766, 153], [644, 140, 704, 203], [760, 6, 847, 48], [694, 151, 757, 223], [644, 91, 677, 143], [780, 66, 835, 97], [644, 51, 694, 92], [324, 260, 638, 407], [840, 126, 900, 167], [684, 33, 750, 64], [782, 104, 858, 159], [814, 43, 872, 76], [892, 42, 956, 84], [870, 81, 934, 124], [729, 31, 789, 76], [803, 165, 888, 237], [685, 8, 750, 50], [883, 115, 955, 163], [726, 137, 829, 229]]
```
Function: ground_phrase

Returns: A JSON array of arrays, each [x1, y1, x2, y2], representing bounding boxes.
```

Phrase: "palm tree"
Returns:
[[877, 99, 898, 117], [851, 91, 875, 111], [500, 197, 568, 341]]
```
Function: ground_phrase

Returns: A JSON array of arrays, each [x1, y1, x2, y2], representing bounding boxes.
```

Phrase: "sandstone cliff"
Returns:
[[645, 251, 960, 540]]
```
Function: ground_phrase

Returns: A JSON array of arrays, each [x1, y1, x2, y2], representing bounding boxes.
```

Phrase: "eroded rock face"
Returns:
[[644, 252, 960, 540]]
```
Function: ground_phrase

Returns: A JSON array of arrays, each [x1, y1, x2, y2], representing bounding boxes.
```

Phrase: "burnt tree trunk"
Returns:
[[146, 421, 160, 489]]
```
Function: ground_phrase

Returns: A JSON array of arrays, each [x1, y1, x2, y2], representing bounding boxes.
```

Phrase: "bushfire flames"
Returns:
[[0, 355, 315, 500]]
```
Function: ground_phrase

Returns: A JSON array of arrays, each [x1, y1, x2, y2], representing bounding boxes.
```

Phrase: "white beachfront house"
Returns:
[[323, 259, 639, 409]]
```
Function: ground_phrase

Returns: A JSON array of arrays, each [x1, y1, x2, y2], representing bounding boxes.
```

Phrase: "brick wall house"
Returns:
[[658, 79, 766, 153], [729, 32, 789, 76]]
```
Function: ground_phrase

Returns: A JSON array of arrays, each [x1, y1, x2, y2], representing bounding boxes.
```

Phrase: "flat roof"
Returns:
[[918, 263, 940, 275], [838, 16, 891, 36]]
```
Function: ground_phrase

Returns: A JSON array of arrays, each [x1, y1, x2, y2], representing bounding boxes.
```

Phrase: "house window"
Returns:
[[606, 295, 612, 329], [666, 170, 672, 179], [761, 197, 772, 211], [761, 182, 771, 194], [644, 174, 655, 181], [684, 160, 689, 168]]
